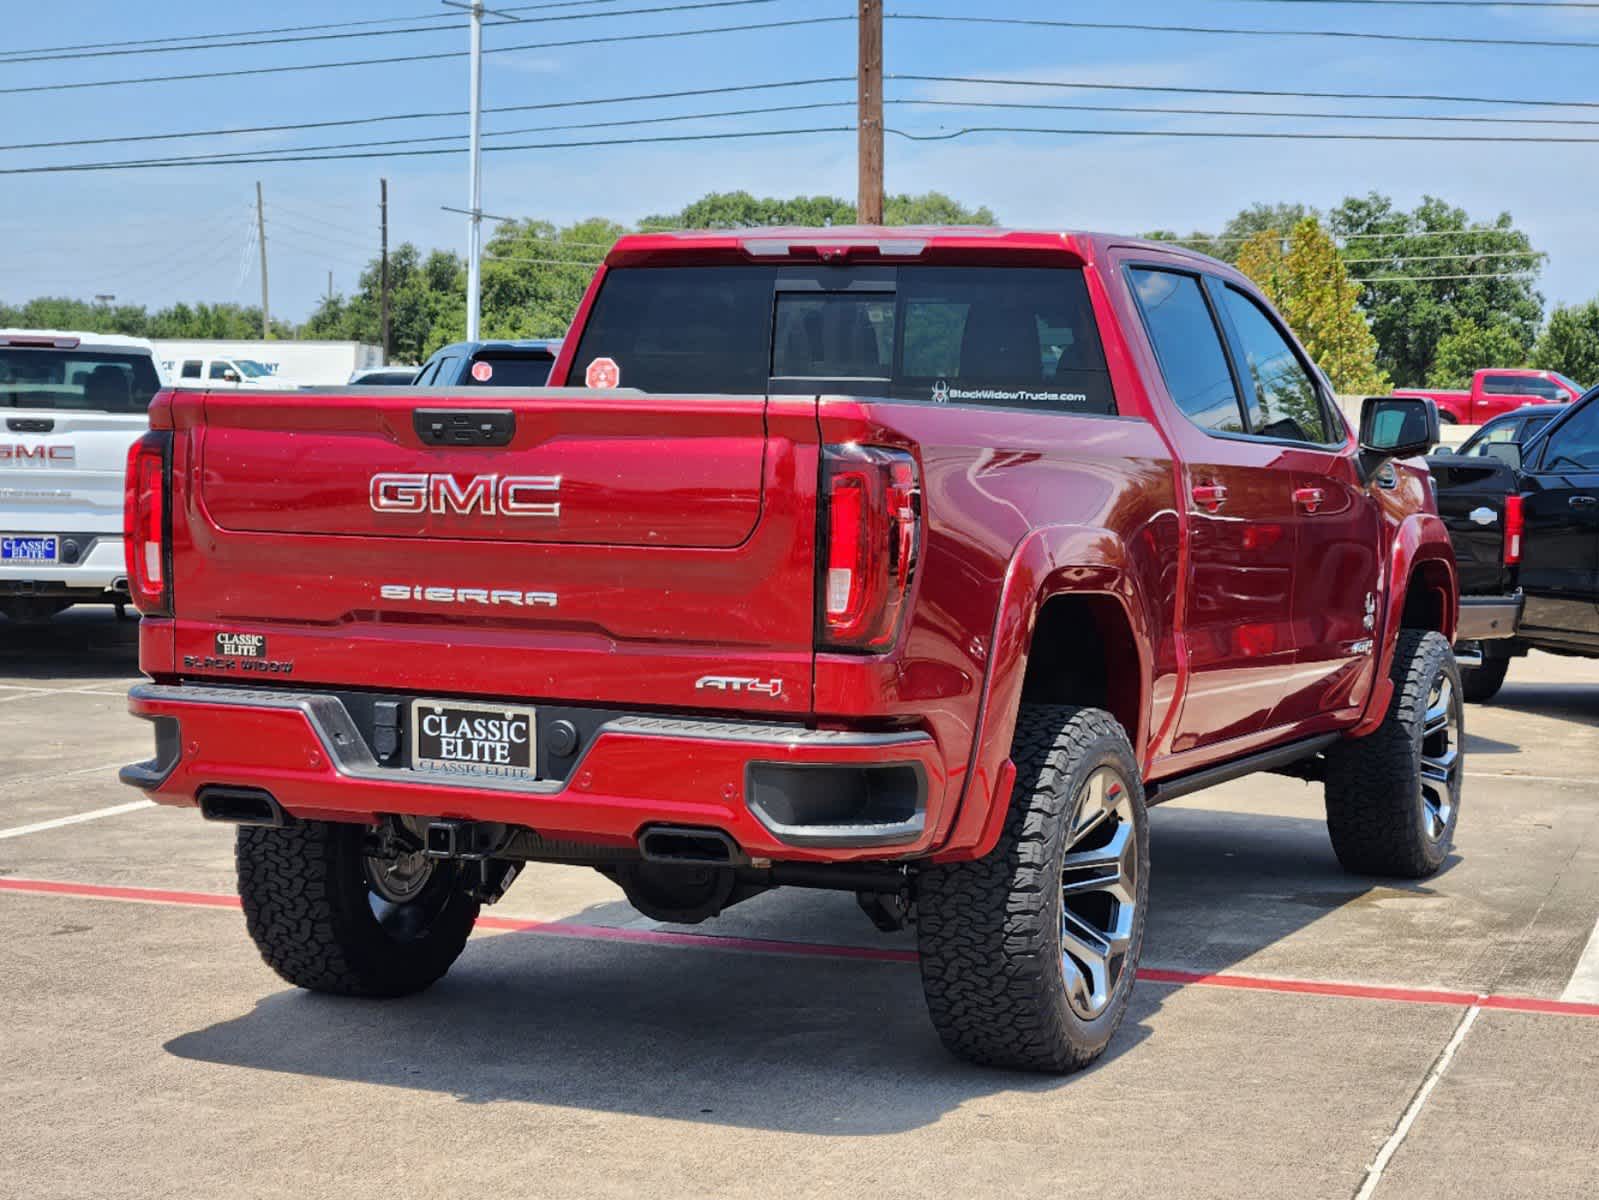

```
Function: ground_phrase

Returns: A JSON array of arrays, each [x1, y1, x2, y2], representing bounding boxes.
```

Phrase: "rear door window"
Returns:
[[0, 349, 160, 412], [890, 267, 1114, 413], [571, 263, 1115, 412], [1128, 268, 1245, 434], [567, 265, 774, 394], [180, 360, 202, 379], [463, 352, 556, 387]]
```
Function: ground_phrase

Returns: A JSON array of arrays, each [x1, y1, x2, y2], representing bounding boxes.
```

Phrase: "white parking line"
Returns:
[[1562, 919, 1599, 1005], [0, 799, 155, 841], [0, 685, 128, 703], [1354, 1003, 1482, 1200]]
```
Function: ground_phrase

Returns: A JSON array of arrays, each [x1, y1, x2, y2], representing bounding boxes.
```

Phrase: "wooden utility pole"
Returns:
[[379, 178, 391, 365], [255, 181, 270, 338], [857, 0, 883, 225]]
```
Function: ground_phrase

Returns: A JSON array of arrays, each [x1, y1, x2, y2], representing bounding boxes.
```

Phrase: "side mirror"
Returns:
[[1483, 441, 1523, 472], [1358, 395, 1439, 481]]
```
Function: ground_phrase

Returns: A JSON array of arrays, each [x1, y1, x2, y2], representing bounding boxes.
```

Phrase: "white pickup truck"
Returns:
[[0, 330, 161, 623]]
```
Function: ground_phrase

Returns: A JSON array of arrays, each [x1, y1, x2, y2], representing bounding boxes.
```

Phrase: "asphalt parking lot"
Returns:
[[3, 611, 1597, 1199]]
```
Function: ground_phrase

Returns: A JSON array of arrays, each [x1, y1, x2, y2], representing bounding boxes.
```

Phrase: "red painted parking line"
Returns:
[[6, 875, 1599, 1019]]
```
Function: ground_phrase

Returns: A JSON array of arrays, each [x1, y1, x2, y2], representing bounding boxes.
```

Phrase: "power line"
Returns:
[[1340, 250, 1545, 264], [0, 126, 856, 176], [484, 255, 608, 268], [1189, 226, 1535, 245], [121, 100, 857, 169], [896, 72, 1599, 113], [1219, 1, 1599, 8], [0, 76, 851, 153], [886, 123, 1599, 145], [0, 1, 654, 60], [893, 97, 1599, 129], [887, 12, 1599, 53], [1349, 272, 1540, 283], [0, 14, 853, 96], [0, 0, 777, 65]]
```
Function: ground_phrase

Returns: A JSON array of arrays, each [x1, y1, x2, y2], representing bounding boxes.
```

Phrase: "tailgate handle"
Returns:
[[413, 408, 515, 447], [6, 417, 54, 433]]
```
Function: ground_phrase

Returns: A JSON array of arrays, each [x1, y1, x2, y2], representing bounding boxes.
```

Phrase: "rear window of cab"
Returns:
[[566, 264, 1116, 415]]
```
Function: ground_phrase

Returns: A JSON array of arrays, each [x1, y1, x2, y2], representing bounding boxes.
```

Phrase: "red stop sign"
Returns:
[[584, 357, 620, 389]]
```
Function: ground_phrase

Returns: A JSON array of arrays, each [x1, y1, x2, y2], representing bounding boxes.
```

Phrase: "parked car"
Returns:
[[414, 339, 561, 387], [120, 228, 1459, 1073], [0, 329, 160, 623], [1396, 368, 1581, 426], [171, 354, 296, 389], [1430, 384, 1599, 700], [348, 366, 419, 386], [1453, 403, 1568, 458]]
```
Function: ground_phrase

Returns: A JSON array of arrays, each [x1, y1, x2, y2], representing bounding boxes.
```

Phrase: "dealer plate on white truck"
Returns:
[[411, 700, 537, 781], [1, 535, 58, 562]]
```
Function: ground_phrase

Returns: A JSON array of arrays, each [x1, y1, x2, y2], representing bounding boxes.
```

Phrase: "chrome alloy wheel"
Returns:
[[1419, 671, 1461, 842], [1059, 766, 1139, 1021]]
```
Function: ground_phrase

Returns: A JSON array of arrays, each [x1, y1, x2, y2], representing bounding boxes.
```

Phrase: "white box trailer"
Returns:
[[152, 340, 383, 388]]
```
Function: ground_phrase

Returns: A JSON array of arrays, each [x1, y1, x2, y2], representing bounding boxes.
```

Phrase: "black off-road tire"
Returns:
[[1324, 630, 1463, 878], [1461, 655, 1509, 703], [917, 705, 1149, 1073], [237, 821, 480, 997]]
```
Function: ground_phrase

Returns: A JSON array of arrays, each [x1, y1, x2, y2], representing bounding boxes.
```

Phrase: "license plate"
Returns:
[[1, 535, 58, 562], [411, 700, 537, 782]]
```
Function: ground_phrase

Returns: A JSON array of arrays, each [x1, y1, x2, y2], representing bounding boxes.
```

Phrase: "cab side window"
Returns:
[[1128, 267, 1246, 434], [180, 360, 202, 380], [1538, 403, 1599, 471], [1218, 287, 1334, 444], [208, 361, 232, 380]]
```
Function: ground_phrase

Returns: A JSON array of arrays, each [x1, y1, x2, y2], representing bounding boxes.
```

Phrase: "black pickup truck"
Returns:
[[1430, 386, 1599, 700]]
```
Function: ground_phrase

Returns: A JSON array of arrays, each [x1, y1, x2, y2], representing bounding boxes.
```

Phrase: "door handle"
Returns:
[[1570, 495, 1598, 508], [1293, 487, 1326, 514], [1192, 484, 1228, 513]]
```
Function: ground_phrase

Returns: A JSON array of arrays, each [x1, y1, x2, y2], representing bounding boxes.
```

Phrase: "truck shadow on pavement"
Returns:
[[0, 609, 140, 683], [1481, 683, 1599, 726], [163, 809, 1398, 1132]]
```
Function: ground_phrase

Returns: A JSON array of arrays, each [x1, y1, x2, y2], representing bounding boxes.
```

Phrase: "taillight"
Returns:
[[1503, 493, 1524, 566], [819, 445, 920, 650], [125, 432, 172, 617]]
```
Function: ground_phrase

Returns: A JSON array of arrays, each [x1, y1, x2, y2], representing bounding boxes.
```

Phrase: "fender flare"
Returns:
[[932, 524, 1152, 861], [1354, 511, 1459, 737]]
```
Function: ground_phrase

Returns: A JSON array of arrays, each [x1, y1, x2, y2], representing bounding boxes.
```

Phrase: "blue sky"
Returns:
[[6, 0, 1599, 323]]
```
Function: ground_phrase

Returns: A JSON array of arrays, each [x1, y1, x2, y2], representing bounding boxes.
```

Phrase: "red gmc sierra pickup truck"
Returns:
[[121, 227, 1461, 1072]]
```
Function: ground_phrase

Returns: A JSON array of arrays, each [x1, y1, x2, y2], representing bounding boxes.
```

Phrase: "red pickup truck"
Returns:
[[121, 228, 1461, 1072], [1396, 367, 1581, 426]]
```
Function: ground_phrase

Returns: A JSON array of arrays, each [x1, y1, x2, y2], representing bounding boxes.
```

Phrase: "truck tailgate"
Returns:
[[168, 388, 820, 713], [2, 409, 146, 531], [1428, 452, 1517, 596]]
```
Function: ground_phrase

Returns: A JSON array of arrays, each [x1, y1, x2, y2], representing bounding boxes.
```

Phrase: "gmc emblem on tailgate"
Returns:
[[0, 445, 74, 465], [369, 472, 560, 517]]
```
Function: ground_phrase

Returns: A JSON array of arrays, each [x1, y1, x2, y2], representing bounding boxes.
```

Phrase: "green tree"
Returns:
[[640, 189, 995, 230], [1331, 193, 1543, 387], [1427, 318, 1530, 388], [1142, 203, 1315, 264], [304, 243, 466, 362], [1532, 301, 1599, 388], [478, 217, 627, 342], [1236, 217, 1389, 394], [146, 302, 289, 339]]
